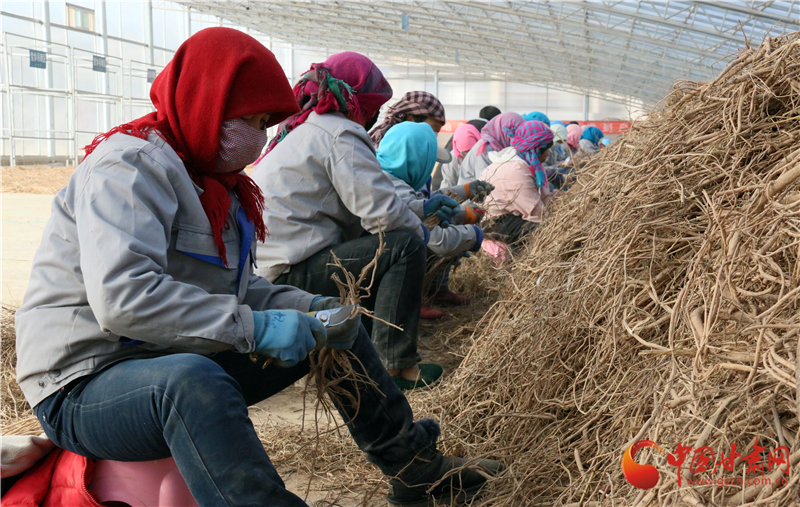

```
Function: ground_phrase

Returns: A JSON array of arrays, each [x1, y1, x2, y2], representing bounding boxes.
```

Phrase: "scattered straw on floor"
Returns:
[[255, 252, 504, 502], [0, 164, 256, 195], [1, 304, 40, 435], [1, 165, 76, 194], [424, 33, 800, 506]]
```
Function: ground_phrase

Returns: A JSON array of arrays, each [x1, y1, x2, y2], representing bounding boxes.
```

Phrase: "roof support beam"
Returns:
[[178, 0, 800, 107], [189, 1, 698, 86]]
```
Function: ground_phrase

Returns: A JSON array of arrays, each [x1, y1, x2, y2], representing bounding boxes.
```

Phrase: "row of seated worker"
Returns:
[[12, 29, 505, 507], [429, 111, 608, 259]]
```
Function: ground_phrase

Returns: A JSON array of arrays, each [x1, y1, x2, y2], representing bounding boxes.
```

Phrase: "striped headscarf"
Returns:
[[369, 91, 446, 147], [265, 52, 392, 155], [511, 121, 554, 170], [522, 111, 551, 127], [476, 112, 524, 155]]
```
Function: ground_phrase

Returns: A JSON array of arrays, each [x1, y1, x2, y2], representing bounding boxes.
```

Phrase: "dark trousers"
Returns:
[[34, 328, 436, 507], [275, 230, 425, 370], [484, 214, 538, 247]]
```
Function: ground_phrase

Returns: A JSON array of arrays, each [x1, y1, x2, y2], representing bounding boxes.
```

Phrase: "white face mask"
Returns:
[[216, 118, 268, 173]]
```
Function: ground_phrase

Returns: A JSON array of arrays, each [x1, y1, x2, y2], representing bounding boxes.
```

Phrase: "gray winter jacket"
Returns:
[[438, 156, 461, 189], [251, 112, 426, 282], [386, 174, 478, 257], [457, 147, 493, 185], [15, 132, 316, 407]]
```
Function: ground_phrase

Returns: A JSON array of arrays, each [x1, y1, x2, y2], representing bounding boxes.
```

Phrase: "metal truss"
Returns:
[[178, 1, 800, 107]]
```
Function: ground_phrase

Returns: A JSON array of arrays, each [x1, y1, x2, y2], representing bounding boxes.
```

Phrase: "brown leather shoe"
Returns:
[[433, 290, 471, 306], [420, 306, 446, 320]]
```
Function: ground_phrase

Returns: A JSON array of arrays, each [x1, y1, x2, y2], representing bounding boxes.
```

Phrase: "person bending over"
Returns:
[[438, 122, 481, 190], [376, 122, 492, 323], [252, 52, 460, 390], [579, 125, 605, 155], [482, 120, 555, 248], [432, 105, 501, 190], [457, 112, 525, 185]]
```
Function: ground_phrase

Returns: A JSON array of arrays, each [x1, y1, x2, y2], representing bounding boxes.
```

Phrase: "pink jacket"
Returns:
[[482, 154, 552, 223]]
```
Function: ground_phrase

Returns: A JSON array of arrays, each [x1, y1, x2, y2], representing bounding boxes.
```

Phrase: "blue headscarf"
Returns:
[[551, 120, 565, 127], [581, 126, 604, 145], [376, 122, 438, 191], [522, 111, 551, 127]]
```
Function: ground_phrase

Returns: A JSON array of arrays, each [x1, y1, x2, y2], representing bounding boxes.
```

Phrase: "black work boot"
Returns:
[[387, 448, 504, 507]]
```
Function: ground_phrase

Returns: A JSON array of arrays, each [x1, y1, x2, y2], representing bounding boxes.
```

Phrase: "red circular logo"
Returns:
[[622, 440, 662, 489]]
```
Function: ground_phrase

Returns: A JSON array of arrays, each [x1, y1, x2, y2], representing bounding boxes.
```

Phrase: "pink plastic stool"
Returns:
[[88, 457, 198, 507]]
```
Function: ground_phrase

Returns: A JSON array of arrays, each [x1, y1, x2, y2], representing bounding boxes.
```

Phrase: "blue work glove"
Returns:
[[470, 225, 484, 252], [309, 297, 361, 350], [252, 309, 326, 367], [423, 194, 461, 226]]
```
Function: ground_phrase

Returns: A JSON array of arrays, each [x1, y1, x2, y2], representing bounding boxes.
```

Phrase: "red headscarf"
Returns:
[[82, 28, 300, 261]]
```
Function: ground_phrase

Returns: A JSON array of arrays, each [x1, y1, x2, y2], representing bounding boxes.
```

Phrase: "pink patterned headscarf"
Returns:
[[510, 121, 554, 173], [452, 123, 481, 159], [566, 124, 582, 150], [476, 112, 524, 155], [264, 51, 392, 155]]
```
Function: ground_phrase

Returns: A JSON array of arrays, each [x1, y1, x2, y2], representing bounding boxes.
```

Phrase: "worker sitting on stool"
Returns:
[[14, 28, 501, 507]]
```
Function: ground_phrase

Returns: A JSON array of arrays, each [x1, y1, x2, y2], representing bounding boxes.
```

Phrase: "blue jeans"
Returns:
[[34, 328, 437, 507]]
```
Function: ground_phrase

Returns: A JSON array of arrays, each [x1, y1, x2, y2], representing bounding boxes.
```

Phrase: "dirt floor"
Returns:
[[1, 165, 502, 505], [1, 165, 77, 194], [0, 164, 258, 194]]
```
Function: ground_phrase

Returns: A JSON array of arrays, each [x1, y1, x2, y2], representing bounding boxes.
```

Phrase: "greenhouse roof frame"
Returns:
[[179, 1, 800, 107]]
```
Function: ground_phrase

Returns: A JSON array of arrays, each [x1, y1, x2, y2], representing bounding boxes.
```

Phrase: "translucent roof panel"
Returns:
[[178, 1, 800, 106]]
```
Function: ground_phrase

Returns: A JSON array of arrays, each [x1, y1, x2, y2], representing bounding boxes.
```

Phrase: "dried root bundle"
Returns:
[[428, 33, 800, 506], [307, 230, 390, 415]]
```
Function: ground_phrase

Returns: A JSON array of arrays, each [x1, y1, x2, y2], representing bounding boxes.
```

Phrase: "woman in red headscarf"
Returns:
[[13, 29, 500, 507]]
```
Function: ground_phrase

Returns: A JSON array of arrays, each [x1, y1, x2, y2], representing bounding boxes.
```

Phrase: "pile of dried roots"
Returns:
[[430, 33, 800, 506]]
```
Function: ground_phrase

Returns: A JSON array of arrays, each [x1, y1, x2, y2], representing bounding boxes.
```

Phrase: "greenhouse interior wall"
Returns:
[[1, 1, 638, 166]]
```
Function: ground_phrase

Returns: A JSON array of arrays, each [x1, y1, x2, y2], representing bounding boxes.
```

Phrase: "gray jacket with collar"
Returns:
[[251, 111, 426, 282], [457, 146, 493, 185], [386, 174, 478, 257], [15, 132, 316, 407]]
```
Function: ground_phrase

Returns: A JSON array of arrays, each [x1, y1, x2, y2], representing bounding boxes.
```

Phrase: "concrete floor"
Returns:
[[1, 193, 54, 307]]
